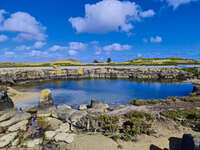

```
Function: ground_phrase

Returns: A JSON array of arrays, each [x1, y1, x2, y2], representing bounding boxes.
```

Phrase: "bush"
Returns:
[[122, 118, 152, 136], [125, 111, 155, 121], [130, 99, 164, 106], [120, 133, 133, 141], [99, 115, 119, 133], [111, 134, 120, 142]]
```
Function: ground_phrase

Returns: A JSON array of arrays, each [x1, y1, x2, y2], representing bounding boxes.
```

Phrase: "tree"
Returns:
[[107, 58, 111, 63], [93, 59, 99, 63]]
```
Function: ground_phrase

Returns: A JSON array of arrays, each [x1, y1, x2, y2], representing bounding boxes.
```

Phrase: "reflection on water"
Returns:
[[16, 79, 194, 109]]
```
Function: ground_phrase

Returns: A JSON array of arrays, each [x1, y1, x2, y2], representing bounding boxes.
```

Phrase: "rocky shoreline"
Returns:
[[0, 67, 198, 85], [0, 84, 200, 149]]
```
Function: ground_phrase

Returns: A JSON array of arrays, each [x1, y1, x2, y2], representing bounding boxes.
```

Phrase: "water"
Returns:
[[16, 79, 194, 109]]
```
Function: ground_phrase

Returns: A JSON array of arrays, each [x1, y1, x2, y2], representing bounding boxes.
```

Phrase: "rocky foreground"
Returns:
[[1, 84, 200, 150]]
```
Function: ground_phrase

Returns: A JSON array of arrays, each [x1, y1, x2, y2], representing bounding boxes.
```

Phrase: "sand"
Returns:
[[67, 120, 200, 150], [7, 87, 39, 104]]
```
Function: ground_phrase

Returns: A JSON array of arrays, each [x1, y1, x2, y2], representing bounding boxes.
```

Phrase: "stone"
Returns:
[[45, 131, 56, 140], [0, 90, 14, 111], [57, 104, 72, 110], [0, 112, 31, 127], [0, 110, 16, 122], [0, 132, 18, 148], [181, 134, 200, 150], [39, 89, 54, 108], [90, 99, 109, 112], [191, 85, 200, 96], [37, 107, 56, 118], [24, 106, 38, 113], [12, 138, 20, 146], [8, 120, 28, 132], [56, 123, 70, 133], [52, 107, 76, 121], [70, 111, 87, 125], [23, 138, 43, 148], [78, 104, 88, 110], [54, 133, 74, 144]]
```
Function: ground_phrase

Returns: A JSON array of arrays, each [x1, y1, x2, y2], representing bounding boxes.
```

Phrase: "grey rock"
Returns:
[[8, 119, 28, 132], [52, 107, 76, 121], [54, 133, 74, 144], [0, 132, 18, 148], [0, 90, 14, 111]]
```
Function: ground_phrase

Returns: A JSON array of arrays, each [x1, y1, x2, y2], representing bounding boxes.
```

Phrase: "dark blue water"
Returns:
[[17, 79, 194, 109]]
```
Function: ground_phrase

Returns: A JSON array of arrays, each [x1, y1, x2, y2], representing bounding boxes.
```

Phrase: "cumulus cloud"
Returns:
[[4, 51, 15, 57], [103, 43, 132, 51], [0, 34, 8, 42], [49, 45, 68, 52], [69, 0, 155, 33], [0, 10, 47, 41], [34, 41, 46, 49], [68, 42, 87, 50], [15, 45, 31, 51], [140, 10, 155, 18], [68, 50, 77, 56], [0, 10, 6, 23], [28, 50, 49, 57], [150, 36, 163, 43], [164, 0, 198, 9]]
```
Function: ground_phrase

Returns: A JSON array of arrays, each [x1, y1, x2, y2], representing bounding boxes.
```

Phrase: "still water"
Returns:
[[16, 79, 194, 109]]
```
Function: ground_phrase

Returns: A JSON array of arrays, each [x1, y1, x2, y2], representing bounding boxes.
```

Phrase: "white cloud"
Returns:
[[68, 42, 87, 50], [4, 51, 15, 57], [0, 10, 47, 41], [15, 45, 31, 51], [34, 41, 46, 49], [0, 34, 8, 42], [0, 10, 6, 23], [103, 43, 132, 51], [69, 0, 155, 33], [150, 36, 163, 43], [28, 50, 48, 57], [164, 0, 198, 9], [68, 50, 77, 56], [49, 45, 68, 52], [140, 10, 155, 18]]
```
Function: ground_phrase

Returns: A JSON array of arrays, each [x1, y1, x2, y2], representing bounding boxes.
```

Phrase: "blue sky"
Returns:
[[0, 0, 200, 62]]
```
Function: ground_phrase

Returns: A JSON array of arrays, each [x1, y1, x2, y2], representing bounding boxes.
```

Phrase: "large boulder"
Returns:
[[89, 99, 109, 112], [52, 106, 76, 121], [0, 132, 18, 148], [54, 133, 74, 144], [181, 134, 200, 150], [8, 120, 28, 132], [39, 89, 54, 108], [0, 89, 14, 111]]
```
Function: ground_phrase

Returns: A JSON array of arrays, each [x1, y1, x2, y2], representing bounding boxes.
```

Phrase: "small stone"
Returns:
[[12, 138, 20, 146], [57, 104, 72, 110], [78, 104, 88, 110], [0, 132, 18, 148], [8, 120, 28, 132], [45, 131, 56, 140], [56, 123, 70, 133], [54, 133, 74, 144], [23, 138, 43, 148]]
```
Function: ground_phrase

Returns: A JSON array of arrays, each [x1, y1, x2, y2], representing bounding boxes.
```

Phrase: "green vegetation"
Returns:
[[130, 99, 164, 106], [161, 109, 200, 131], [125, 111, 155, 121], [93, 59, 99, 63], [99, 114, 120, 133], [107, 58, 111, 63]]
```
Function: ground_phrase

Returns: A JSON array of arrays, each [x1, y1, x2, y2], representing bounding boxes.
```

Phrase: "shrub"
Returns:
[[99, 115, 119, 133], [125, 111, 155, 121], [130, 99, 164, 106], [120, 133, 133, 141], [111, 134, 120, 142]]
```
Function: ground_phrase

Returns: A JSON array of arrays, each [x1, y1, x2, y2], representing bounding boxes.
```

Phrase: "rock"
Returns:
[[181, 134, 200, 150], [0, 110, 16, 122], [0, 132, 18, 148], [0, 90, 14, 110], [12, 138, 20, 147], [57, 104, 72, 110], [169, 137, 182, 150], [54, 133, 74, 144], [70, 111, 87, 125], [24, 106, 38, 113], [0, 112, 31, 127], [45, 131, 56, 140], [8, 120, 28, 132], [37, 107, 56, 118], [44, 117, 63, 130], [39, 89, 54, 108], [191, 85, 200, 96], [52, 107, 76, 121], [79, 104, 88, 110], [90, 99, 109, 112], [56, 123, 70, 133], [23, 138, 43, 148]]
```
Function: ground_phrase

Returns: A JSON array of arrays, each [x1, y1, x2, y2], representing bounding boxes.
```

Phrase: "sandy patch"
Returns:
[[7, 87, 39, 104]]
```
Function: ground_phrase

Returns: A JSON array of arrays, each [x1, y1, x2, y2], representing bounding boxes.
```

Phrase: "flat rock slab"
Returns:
[[56, 123, 70, 133], [0, 112, 31, 127], [0, 132, 18, 148], [54, 133, 74, 144], [0, 110, 16, 122], [8, 120, 28, 132], [23, 138, 43, 148]]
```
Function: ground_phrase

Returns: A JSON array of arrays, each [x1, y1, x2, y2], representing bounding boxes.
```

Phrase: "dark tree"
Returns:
[[93, 59, 99, 63], [107, 58, 111, 63]]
